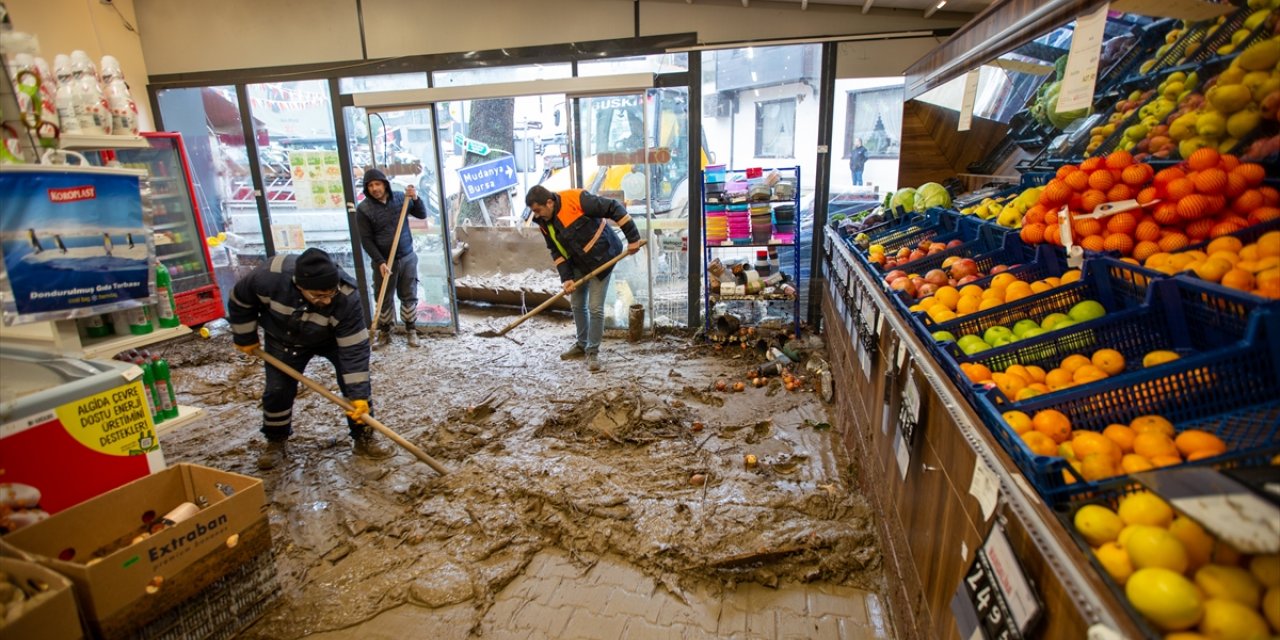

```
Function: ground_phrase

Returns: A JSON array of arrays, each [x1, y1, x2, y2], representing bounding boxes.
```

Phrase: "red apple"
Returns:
[[990, 264, 1010, 274], [889, 278, 917, 297], [950, 258, 979, 279], [909, 249, 927, 262], [924, 269, 949, 286], [956, 275, 980, 286], [884, 269, 907, 283], [916, 283, 939, 297], [928, 245, 946, 255], [947, 239, 964, 249], [942, 256, 961, 269]]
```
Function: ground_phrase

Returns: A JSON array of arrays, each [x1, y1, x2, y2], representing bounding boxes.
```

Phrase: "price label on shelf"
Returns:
[[1055, 2, 1109, 113], [951, 525, 1043, 639]]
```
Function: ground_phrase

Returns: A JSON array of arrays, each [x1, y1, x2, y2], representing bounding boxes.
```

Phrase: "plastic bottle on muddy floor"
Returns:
[[134, 357, 164, 424], [154, 259, 181, 328], [151, 354, 179, 419]]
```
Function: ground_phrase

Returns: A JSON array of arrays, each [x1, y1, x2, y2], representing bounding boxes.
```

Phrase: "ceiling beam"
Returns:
[[862, 0, 873, 13]]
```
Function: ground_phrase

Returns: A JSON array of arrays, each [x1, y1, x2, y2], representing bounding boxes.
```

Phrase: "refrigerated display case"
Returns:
[[106, 133, 224, 327]]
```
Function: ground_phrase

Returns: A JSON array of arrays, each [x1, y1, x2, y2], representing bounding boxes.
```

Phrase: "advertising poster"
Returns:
[[0, 378, 163, 526], [0, 166, 151, 321], [289, 149, 344, 209]]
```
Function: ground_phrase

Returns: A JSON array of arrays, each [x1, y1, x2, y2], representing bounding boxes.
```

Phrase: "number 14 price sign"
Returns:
[[950, 525, 1043, 639]]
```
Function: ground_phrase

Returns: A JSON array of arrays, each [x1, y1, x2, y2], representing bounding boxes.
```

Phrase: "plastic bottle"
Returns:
[[154, 259, 181, 328], [151, 354, 178, 419], [32, 57, 59, 129], [7, 53, 38, 126], [81, 314, 111, 338], [51, 54, 83, 135], [134, 357, 164, 424], [99, 55, 138, 136], [122, 304, 153, 335], [69, 50, 111, 135]]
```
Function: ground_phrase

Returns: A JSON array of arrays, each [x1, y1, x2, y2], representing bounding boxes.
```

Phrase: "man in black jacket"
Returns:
[[356, 168, 427, 349], [228, 248, 393, 470]]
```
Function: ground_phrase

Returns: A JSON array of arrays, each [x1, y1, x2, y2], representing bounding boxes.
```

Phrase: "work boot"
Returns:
[[406, 330, 420, 348], [560, 344, 587, 360], [587, 351, 602, 372], [256, 440, 287, 471], [352, 431, 395, 460], [373, 330, 392, 351]]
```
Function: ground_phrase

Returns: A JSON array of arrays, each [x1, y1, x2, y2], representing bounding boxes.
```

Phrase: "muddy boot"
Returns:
[[256, 440, 288, 470], [587, 351, 602, 372], [406, 329, 420, 348], [560, 344, 586, 360], [373, 330, 392, 351], [352, 431, 395, 460]]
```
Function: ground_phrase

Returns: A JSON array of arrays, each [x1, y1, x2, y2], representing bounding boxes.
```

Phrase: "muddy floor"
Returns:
[[157, 308, 883, 638]]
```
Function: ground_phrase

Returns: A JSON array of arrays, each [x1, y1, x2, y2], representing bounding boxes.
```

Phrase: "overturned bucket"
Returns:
[[628, 304, 645, 342]]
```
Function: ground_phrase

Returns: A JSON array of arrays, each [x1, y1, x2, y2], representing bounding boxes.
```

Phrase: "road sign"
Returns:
[[453, 132, 491, 156], [457, 155, 518, 202]]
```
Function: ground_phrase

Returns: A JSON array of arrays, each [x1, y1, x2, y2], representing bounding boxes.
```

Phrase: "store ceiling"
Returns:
[[680, 0, 993, 17]]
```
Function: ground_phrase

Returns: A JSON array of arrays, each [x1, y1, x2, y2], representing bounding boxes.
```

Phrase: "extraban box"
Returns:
[[1, 464, 269, 638], [0, 557, 84, 640]]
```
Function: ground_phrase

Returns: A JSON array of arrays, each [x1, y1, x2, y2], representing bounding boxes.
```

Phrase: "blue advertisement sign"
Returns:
[[0, 167, 151, 319], [457, 155, 518, 202]]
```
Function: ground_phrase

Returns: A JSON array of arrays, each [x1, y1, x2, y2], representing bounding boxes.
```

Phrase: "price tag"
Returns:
[[958, 69, 980, 132], [969, 457, 1000, 522], [894, 425, 911, 480], [950, 525, 1044, 639], [898, 365, 921, 446], [1055, 2, 1109, 113]]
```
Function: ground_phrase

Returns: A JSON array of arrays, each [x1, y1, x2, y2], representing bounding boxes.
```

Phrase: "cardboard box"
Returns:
[[0, 557, 84, 640], [1, 464, 268, 638]]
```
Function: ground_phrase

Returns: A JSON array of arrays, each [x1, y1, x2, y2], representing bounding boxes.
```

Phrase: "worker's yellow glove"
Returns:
[[346, 399, 370, 424], [235, 342, 259, 355]]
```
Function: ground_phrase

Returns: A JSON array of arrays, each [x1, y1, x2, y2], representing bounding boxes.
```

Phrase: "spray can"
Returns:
[[154, 259, 181, 328], [134, 357, 164, 424], [151, 354, 179, 419]]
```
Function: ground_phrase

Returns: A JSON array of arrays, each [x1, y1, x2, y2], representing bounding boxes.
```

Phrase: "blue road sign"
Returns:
[[457, 155, 518, 202]]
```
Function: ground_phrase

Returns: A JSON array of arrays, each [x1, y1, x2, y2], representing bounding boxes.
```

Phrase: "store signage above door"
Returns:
[[595, 147, 672, 167], [457, 156, 518, 202], [454, 132, 492, 156]]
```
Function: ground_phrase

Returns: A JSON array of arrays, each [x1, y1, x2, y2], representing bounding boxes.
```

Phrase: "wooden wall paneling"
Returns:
[[899, 101, 1011, 188]]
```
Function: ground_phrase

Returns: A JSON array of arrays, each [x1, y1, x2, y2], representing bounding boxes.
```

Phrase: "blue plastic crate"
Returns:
[[923, 257, 1156, 338], [974, 324, 1280, 505], [877, 225, 1017, 278], [892, 240, 1047, 313]]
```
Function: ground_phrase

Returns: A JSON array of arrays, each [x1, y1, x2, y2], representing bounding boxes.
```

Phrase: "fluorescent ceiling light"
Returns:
[[862, 0, 874, 13], [667, 30, 936, 53], [353, 73, 654, 111], [924, 0, 947, 18]]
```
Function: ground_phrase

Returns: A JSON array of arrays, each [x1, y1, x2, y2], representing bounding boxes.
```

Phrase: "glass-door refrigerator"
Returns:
[[104, 133, 224, 326]]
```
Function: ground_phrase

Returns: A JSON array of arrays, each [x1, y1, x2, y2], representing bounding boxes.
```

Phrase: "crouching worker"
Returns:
[[228, 248, 394, 470]]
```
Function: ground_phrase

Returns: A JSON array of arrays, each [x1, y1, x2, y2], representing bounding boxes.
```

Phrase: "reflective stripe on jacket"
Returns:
[[535, 189, 641, 282]]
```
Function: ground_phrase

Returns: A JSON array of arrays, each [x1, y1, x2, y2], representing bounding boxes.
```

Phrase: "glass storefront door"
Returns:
[[343, 105, 456, 331]]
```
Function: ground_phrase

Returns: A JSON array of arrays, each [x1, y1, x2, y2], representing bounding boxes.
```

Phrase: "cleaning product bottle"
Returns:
[[99, 55, 138, 136], [52, 54, 82, 135], [154, 259, 181, 328], [134, 357, 164, 424], [69, 50, 110, 135], [151, 354, 178, 419], [32, 57, 59, 130], [123, 303, 153, 335], [81, 314, 111, 338]]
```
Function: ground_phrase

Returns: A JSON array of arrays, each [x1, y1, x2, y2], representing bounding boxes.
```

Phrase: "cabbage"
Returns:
[[914, 182, 951, 211], [889, 187, 917, 213]]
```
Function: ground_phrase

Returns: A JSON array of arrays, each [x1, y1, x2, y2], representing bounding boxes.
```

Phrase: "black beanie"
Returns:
[[294, 248, 339, 290]]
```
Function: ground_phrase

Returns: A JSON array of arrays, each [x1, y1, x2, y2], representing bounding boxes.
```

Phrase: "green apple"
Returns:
[[1068, 300, 1106, 323], [1012, 319, 1041, 337], [1041, 313, 1070, 330], [983, 326, 1014, 345], [932, 330, 957, 343], [991, 337, 1012, 348], [1053, 319, 1078, 331], [1021, 327, 1048, 339], [961, 341, 992, 356], [957, 334, 985, 350]]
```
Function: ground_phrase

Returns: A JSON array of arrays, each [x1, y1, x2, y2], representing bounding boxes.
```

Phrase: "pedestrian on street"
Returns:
[[850, 137, 869, 186], [525, 185, 641, 372], [356, 168, 427, 349], [228, 247, 393, 470]]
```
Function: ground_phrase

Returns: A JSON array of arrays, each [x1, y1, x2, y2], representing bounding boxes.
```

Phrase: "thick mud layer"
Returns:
[[158, 310, 881, 638]]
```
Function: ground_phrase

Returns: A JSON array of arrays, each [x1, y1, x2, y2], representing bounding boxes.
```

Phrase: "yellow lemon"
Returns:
[[1169, 517, 1215, 571], [1262, 586, 1279, 633], [1075, 504, 1125, 546], [1198, 597, 1269, 639], [1119, 491, 1175, 527], [1195, 564, 1263, 608], [1126, 525, 1189, 573], [1126, 567, 1204, 631], [1095, 542, 1134, 585], [1249, 554, 1280, 588]]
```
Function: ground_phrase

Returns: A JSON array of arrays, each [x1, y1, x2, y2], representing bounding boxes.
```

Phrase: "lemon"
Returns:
[[1195, 564, 1263, 608], [1198, 597, 1269, 639], [1249, 554, 1280, 588], [1127, 567, 1204, 631], [1127, 525, 1189, 573], [1095, 542, 1134, 585], [1262, 586, 1279, 632], [1165, 633, 1211, 640], [1075, 504, 1125, 546], [1169, 517, 1214, 570], [1119, 491, 1175, 527]]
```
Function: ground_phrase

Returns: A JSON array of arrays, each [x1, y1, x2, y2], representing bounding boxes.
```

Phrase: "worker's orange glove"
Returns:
[[235, 342, 259, 356], [345, 399, 370, 424]]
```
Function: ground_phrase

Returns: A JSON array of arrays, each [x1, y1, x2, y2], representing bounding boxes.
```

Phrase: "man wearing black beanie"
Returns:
[[228, 248, 393, 470]]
